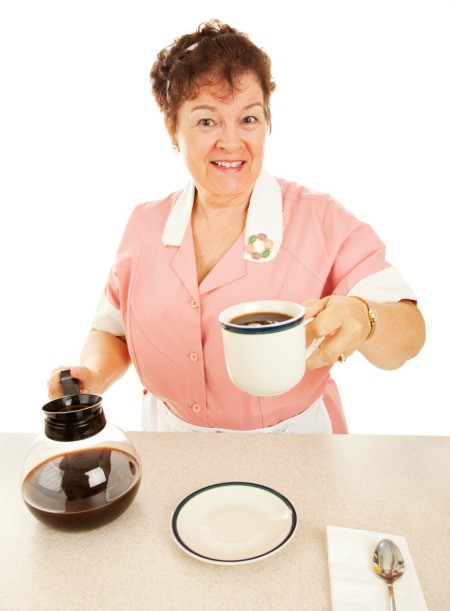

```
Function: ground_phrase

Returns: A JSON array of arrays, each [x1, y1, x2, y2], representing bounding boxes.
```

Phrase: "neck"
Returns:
[[193, 188, 252, 222], [191, 190, 249, 285]]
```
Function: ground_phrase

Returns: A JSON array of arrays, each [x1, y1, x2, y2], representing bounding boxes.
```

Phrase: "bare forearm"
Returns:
[[80, 329, 131, 394], [358, 300, 426, 370]]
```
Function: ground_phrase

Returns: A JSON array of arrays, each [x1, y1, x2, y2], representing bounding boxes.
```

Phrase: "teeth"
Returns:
[[214, 161, 243, 168]]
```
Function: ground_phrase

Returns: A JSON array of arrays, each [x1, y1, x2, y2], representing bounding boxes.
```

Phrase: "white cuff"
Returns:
[[347, 267, 417, 303], [92, 294, 125, 336]]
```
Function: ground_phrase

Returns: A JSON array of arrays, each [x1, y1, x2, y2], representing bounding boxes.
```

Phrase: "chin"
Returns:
[[213, 172, 255, 192]]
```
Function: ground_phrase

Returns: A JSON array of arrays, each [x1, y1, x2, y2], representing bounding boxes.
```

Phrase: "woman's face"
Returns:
[[173, 72, 268, 205]]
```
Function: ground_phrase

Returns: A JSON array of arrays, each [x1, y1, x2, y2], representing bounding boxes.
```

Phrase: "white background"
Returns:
[[1, 0, 448, 434]]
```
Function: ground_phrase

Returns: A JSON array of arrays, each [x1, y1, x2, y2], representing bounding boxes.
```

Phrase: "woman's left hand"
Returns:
[[303, 296, 371, 369]]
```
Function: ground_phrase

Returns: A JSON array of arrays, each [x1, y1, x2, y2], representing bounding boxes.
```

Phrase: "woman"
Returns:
[[48, 20, 425, 433]]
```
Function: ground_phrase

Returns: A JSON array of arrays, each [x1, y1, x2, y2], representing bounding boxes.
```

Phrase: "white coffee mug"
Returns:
[[219, 300, 323, 397]]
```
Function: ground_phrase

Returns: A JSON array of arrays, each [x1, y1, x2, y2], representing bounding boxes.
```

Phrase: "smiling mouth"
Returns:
[[211, 161, 245, 168]]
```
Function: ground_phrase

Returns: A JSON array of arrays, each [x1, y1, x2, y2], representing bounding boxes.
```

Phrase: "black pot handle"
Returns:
[[60, 370, 81, 397]]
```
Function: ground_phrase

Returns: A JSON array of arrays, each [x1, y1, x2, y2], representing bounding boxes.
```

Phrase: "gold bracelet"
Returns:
[[348, 295, 377, 340]]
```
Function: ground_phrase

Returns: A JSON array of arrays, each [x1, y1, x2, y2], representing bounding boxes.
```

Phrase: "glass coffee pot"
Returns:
[[21, 370, 142, 531]]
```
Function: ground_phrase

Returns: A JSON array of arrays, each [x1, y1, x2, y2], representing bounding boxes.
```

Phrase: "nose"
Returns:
[[216, 123, 243, 151]]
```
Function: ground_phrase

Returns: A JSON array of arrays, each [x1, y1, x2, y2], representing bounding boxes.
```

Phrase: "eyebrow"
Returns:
[[190, 102, 264, 113]]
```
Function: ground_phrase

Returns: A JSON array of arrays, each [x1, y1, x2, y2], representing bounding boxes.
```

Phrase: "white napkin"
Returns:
[[327, 526, 428, 610]]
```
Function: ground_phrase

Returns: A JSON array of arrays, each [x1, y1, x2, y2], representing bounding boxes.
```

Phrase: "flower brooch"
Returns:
[[246, 233, 273, 260]]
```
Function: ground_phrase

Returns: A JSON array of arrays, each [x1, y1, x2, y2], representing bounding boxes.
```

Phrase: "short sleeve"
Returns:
[[320, 199, 418, 303], [323, 217, 388, 297], [90, 202, 146, 337]]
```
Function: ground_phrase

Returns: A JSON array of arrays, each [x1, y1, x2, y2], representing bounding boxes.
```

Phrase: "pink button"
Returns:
[[191, 403, 201, 413], [190, 299, 199, 308], [189, 352, 199, 362]]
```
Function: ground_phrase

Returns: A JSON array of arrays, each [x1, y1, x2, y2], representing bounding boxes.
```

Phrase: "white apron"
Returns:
[[141, 393, 332, 434]]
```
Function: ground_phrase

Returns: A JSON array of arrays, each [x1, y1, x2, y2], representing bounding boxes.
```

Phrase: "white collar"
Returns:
[[161, 169, 283, 263]]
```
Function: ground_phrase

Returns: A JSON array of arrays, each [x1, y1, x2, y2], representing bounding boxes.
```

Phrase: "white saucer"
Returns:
[[171, 482, 297, 565]]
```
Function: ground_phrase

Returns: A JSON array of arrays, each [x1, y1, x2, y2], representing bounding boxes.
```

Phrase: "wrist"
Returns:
[[348, 295, 377, 341]]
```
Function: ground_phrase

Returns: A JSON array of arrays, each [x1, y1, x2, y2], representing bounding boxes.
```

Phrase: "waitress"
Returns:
[[48, 20, 425, 433]]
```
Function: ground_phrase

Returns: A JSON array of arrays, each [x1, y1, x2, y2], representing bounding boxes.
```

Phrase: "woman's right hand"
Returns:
[[47, 366, 102, 399]]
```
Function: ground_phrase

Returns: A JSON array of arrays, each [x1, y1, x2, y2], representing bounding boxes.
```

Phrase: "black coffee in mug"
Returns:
[[229, 312, 293, 326]]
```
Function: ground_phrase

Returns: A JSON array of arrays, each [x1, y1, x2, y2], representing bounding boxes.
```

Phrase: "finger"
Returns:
[[70, 366, 94, 394], [47, 366, 92, 399], [305, 295, 372, 368], [303, 298, 332, 340], [302, 298, 328, 321], [306, 307, 363, 368], [306, 336, 356, 369], [308, 298, 349, 337]]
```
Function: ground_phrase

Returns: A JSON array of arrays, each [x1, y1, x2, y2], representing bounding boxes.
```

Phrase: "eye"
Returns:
[[198, 118, 215, 127], [242, 116, 258, 124]]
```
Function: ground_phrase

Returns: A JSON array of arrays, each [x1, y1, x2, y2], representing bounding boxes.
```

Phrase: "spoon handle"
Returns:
[[388, 582, 397, 611]]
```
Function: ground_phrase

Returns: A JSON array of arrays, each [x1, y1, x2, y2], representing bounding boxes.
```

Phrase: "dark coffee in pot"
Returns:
[[229, 312, 293, 326], [22, 447, 141, 530]]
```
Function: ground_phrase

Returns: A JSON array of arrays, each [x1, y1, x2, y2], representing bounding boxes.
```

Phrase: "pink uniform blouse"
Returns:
[[93, 171, 416, 433]]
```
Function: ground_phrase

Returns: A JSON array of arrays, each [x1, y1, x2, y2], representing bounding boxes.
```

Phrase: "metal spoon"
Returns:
[[373, 538, 405, 611]]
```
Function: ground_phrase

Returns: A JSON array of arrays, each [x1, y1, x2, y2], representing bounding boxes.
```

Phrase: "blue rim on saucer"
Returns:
[[171, 481, 297, 565]]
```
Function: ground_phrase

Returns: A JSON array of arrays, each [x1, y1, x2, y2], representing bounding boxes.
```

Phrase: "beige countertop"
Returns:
[[1, 432, 449, 610]]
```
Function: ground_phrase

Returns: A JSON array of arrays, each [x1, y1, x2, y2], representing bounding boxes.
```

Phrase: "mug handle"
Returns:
[[304, 317, 325, 359]]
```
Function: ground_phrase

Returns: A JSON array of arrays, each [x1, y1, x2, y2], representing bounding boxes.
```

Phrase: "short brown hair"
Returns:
[[150, 19, 276, 135]]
